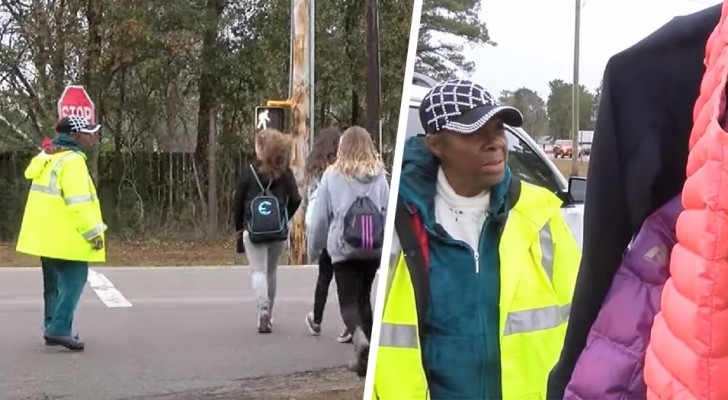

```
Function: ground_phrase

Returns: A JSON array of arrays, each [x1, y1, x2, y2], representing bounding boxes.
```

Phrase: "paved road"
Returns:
[[0, 266, 377, 400]]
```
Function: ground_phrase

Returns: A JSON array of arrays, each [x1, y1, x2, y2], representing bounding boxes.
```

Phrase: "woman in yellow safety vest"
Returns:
[[372, 79, 581, 399], [16, 115, 105, 351]]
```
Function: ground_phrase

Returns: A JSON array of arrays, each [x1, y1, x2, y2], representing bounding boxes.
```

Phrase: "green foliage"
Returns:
[[499, 88, 549, 137], [0, 0, 409, 239], [546, 79, 596, 139], [497, 81, 597, 140], [416, 0, 493, 81]]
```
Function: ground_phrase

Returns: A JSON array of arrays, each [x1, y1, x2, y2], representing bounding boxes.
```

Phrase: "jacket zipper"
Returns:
[[477, 214, 490, 399], [424, 209, 498, 399]]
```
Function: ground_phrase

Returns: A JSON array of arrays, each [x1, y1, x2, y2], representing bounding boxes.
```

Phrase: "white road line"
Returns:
[[87, 268, 132, 308]]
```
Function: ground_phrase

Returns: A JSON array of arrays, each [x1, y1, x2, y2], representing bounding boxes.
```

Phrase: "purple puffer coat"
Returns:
[[564, 195, 682, 400]]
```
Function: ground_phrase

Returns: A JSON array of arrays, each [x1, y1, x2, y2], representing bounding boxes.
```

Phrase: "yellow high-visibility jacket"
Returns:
[[373, 180, 581, 400], [16, 150, 107, 262]]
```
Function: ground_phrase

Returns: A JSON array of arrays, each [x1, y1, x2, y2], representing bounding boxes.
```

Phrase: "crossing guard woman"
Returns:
[[16, 115, 105, 351], [373, 79, 581, 399]]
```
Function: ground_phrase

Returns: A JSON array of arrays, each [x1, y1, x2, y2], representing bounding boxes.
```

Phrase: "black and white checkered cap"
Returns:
[[419, 79, 523, 135], [56, 115, 100, 135]]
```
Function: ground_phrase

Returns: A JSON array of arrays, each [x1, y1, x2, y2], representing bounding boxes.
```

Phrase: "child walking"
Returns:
[[310, 126, 389, 376], [233, 129, 301, 333], [303, 127, 354, 343]]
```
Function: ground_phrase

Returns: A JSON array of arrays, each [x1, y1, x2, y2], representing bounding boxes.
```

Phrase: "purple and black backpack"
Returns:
[[343, 195, 384, 255]]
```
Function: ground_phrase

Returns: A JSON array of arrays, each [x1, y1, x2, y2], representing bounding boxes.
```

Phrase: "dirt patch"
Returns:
[[130, 368, 365, 400], [0, 239, 259, 267]]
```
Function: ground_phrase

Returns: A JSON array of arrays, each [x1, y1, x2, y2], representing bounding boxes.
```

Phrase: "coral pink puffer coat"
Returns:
[[644, 2, 728, 399]]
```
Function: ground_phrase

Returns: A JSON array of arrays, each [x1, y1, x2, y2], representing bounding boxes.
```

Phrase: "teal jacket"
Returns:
[[398, 136, 512, 400]]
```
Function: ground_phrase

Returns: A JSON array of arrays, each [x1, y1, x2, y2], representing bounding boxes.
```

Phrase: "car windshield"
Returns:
[[405, 105, 562, 194]]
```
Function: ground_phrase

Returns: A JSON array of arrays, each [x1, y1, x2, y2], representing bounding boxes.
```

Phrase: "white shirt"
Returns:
[[434, 167, 490, 252]]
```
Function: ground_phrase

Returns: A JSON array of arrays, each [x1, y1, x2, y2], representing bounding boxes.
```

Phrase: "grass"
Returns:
[[552, 157, 589, 178], [0, 238, 244, 267]]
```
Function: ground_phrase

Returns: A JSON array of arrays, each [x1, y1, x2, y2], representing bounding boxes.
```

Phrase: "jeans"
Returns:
[[243, 231, 285, 315]]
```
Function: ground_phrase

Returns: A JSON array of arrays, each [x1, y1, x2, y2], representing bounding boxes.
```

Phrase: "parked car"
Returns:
[[407, 83, 585, 249], [412, 71, 438, 88], [553, 139, 574, 158]]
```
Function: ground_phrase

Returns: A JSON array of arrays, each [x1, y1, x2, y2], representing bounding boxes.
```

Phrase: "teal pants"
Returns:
[[41, 257, 88, 337]]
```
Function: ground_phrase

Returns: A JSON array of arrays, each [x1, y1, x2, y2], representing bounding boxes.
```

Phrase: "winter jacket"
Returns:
[[547, 5, 721, 398], [16, 134, 107, 262], [309, 165, 389, 263], [564, 195, 681, 400], [232, 164, 301, 252], [373, 136, 579, 400], [645, 3, 728, 398]]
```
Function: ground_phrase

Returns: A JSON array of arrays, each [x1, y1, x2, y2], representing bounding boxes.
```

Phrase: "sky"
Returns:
[[464, 0, 723, 99]]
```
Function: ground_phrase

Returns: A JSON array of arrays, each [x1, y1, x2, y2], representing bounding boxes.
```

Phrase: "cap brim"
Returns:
[[79, 124, 101, 134], [442, 105, 524, 134]]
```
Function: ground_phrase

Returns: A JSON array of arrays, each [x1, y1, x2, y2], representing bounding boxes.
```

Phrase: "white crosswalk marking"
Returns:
[[87, 269, 132, 308]]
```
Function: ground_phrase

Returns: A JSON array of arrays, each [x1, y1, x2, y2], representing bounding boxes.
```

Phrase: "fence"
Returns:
[[0, 148, 394, 241]]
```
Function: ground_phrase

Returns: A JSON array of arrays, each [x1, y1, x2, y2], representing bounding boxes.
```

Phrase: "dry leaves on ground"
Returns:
[[0, 239, 241, 267]]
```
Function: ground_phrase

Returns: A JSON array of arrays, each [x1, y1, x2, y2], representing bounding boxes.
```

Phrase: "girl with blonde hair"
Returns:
[[233, 129, 301, 334], [310, 126, 389, 377]]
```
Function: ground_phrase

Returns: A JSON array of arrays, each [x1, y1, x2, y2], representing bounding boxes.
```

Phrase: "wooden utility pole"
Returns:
[[365, 0, 381, 148], [570, 0, 581, 177], [289, 0, 312, 265]]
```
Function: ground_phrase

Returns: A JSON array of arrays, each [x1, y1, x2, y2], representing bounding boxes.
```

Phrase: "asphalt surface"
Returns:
[[0, 266, 376, 400]]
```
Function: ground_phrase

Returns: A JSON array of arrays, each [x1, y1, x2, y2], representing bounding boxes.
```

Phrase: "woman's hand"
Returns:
[[90, 236, 104, 250]]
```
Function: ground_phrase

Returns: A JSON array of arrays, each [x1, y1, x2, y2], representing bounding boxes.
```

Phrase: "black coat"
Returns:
[[547, 5, 721, 399], [232, 163, 302, 253]]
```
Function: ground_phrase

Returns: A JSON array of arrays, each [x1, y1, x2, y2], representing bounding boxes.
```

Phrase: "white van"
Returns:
[[405, 75, 585, 249]]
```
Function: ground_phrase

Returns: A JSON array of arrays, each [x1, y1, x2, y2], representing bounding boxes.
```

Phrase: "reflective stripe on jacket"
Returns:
[[373, 180, 581, 400], [16, 150, 107, 262]]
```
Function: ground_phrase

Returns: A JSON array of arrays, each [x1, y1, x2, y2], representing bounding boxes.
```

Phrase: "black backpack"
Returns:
[[246, 165, 288, 244], [343, 191, 385, 254]]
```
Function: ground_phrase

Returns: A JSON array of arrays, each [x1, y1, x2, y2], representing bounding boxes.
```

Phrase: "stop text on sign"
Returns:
[[59, 105, 94, 122]]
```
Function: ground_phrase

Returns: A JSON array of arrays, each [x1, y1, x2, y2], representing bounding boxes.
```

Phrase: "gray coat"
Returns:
[[309, 167, 389, 264]]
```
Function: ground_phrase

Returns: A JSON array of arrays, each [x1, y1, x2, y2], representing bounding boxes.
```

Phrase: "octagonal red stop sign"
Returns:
[[57, 85, 96, 125]]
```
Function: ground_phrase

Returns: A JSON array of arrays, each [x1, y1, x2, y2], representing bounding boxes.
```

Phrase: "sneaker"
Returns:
[[337, 328, 353, 343], [347, 328, 370, 377], [258, 311, 272, 334], [305, 312, 321, 336]]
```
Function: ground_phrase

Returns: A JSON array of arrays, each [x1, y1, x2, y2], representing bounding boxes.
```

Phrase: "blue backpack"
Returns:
[[247, 165, 288, 244]]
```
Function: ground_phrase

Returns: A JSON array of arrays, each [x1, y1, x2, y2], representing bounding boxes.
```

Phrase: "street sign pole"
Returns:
[[288, 0, 312, 265], [570, 0, 581, 177], [254, 0, 313, 265]]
